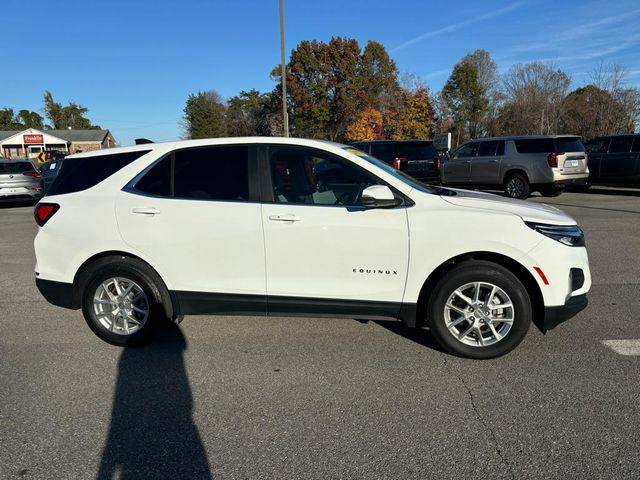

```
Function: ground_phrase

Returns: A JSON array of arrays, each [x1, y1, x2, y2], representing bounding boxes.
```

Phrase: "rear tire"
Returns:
[[504, 173, 531, 199], [427, 261, 531, 359], [80, 259, 166, 346]]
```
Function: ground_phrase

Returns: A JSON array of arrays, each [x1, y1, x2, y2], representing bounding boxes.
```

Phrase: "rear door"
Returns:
[[601, 136, 636, 182], [115, 144, 267, 313], [470, 140, 503, 184], [260, 144, 409, 318], [442, 142, 478, 184]]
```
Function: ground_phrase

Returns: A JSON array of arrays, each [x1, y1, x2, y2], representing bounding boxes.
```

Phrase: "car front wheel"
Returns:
[[427, 261, 532, 359]]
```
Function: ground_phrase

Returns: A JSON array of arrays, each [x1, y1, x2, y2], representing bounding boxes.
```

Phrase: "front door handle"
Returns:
[[132, 207, 161, 216], [269, 214, 300, 222], [487, 160, 498, 163]]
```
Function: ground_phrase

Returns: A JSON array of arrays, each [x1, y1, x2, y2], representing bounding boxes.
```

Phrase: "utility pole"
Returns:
[[279, 0, 289, 137]]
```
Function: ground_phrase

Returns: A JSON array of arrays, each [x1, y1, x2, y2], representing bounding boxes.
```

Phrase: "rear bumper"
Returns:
[[35, 277, 79, 310], [543, 294, 588, 331]]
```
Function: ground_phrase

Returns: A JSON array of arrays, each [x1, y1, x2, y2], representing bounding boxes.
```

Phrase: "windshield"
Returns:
[[397, 142, 437, 160], [553, 137, 585, 152], [341, 146, 442, 194]]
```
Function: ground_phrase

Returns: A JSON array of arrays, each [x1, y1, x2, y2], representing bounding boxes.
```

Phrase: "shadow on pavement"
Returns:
[[373, 320, 447, 354], [569, 187, 640, 197], [97, 322, 213, 480]]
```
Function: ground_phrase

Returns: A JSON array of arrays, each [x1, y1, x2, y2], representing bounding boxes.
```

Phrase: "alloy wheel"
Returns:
[[444, 281, 515, 347], [92, 277, 149, 335]]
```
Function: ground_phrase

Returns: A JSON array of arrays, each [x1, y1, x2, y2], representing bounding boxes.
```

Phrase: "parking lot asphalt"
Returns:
[[1, 188, 639, 479]]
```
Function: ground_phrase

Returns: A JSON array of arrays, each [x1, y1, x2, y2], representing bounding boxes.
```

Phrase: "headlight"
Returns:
[[525, 222, 585, 247]]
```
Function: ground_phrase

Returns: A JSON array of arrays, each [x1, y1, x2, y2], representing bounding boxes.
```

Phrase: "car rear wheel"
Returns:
[[427, 261, 531, 359], [81, 260, 165, 346], [504, 173, 530, 199]]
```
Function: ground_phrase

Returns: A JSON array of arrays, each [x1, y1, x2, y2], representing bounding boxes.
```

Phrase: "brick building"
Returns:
[[0, 128, 116, 159]]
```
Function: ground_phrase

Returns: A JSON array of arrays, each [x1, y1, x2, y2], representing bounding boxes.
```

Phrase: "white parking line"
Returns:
[[602, 340, 640, 356]]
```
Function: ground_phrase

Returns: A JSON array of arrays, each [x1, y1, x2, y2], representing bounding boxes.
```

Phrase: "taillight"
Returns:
[[435, 154, 442, 170], [547, 152, 563, 168], [392, 156, 407, 169], [23, 171, 42, 178], [34, 203, 59, 227]]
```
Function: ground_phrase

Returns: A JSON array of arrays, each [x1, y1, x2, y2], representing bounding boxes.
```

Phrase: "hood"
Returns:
[[438, 188, 576, 225]]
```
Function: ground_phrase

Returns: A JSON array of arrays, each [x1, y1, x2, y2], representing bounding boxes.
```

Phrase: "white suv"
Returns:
[[33, 137, 591, 359]]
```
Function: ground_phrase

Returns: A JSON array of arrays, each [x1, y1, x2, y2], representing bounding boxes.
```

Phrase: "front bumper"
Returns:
[[543, 294, 588, 331], [36, 277, 79, 310]]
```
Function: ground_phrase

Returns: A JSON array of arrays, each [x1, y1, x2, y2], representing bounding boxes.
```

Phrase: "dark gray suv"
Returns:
[[441, 135, 589, 199]]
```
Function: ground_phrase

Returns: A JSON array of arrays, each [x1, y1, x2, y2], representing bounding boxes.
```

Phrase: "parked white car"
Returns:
[[33, 137, 590, 358]]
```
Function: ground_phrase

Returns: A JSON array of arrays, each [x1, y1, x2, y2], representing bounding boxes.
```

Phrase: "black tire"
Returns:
[[427, 261, 532, 359], [504, 173, 531, 199], [80, 258, 167, 346]]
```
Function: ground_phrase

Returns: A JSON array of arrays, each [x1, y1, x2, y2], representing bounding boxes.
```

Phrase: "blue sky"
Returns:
[[2, 0, 639, 145]]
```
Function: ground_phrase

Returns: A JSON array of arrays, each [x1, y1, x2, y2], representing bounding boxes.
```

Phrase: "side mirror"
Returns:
[[362, 185, 402, 208]]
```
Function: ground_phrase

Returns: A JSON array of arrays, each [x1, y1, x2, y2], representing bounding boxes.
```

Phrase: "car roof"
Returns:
[[65, 136, 355, 160], [469, 135, 581, 142], [352, 139, 434, 144]]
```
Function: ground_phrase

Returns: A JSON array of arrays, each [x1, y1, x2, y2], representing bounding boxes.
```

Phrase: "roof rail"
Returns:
[[134, 138, 154, 145]]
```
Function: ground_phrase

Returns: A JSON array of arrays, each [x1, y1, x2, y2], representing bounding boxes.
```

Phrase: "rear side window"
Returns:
[[608, 136, 633, 153], [135, 155, 171, 197], [47, 150, 150, 196], [585, 138, 610, 154], [370, 143, 397, 163], [173, 146, 249, 201], [396, 142, 436, 160], [632, 137, 640, 153], [514, 139, 554, 153], [0, 162, 34, 173]]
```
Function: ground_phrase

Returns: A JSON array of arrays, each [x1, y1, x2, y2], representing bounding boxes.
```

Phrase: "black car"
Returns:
[[351, 140, 441, 182], [583, 134, 640, 187]]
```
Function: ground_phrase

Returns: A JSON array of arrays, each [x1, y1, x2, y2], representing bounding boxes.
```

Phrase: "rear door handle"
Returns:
[[132, 207, 161, 216], [269, 214, 300, 222], [488, 160, 498, 163]]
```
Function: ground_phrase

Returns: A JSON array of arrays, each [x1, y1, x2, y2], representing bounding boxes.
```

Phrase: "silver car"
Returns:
[[0, 158, 44, 202], [441, 135, 589, 199]]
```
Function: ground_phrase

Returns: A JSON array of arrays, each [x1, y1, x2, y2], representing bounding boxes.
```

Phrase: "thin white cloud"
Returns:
[[391, 1, 529, 52]]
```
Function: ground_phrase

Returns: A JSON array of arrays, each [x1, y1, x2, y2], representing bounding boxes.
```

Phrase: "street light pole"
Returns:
[[279, 0, 289, 137]]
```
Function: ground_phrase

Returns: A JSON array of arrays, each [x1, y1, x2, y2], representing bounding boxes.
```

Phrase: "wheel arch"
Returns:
[[503, 168, 530, 183], [413, 251, 544, 331], [72, 250, 176, 319]]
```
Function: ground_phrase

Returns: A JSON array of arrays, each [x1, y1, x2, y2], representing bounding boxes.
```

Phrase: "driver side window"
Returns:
[[453, 142, 479, 159], [268, 146, 378, 206]]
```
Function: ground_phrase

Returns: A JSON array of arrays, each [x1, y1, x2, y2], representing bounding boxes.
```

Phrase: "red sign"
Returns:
[[23, 134, 44, 144]]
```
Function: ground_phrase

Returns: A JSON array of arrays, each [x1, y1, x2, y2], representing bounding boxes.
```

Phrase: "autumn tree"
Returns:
[[345, 107, 383, 141], [182, 90, 226, 139], [358, 41, 399, 111], [386, 79, 433, 139]]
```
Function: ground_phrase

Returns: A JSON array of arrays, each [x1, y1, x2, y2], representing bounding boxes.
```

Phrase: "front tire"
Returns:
[[81, 259, 166, 346], [504, 173, 530, 199], [427, 261, 531, 359]]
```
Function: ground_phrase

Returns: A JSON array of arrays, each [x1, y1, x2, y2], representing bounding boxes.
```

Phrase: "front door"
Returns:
[[260, 145, 409, 320], [471, 140, 503, 185], [442, 142, 478, 184], [600, 136, 637, 182], [115, 145, 267, 314]]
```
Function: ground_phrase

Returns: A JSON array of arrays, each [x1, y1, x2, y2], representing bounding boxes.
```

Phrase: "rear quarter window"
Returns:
[[0, 162, 34, 173], [46, 150, 150, 196]]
